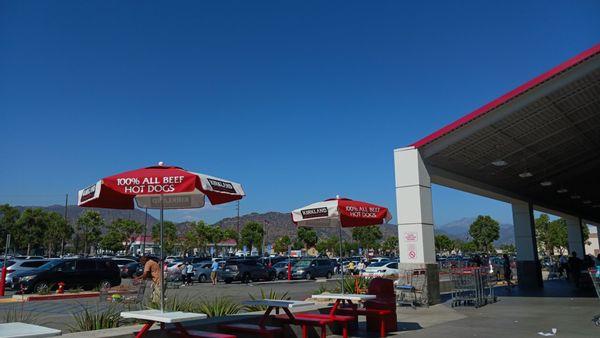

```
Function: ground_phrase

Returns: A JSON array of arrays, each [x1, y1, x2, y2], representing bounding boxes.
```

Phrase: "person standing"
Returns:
[[185, 262, 194, 286], [348, 261, 356, 275], [135, 256, 162, 304], [567, 251, 582, 288], [502, 254, 513, 287], [210, 260, 220, 286], [558, 254, 568, 279]]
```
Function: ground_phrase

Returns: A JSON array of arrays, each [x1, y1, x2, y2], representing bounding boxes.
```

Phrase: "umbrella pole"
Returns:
[[160, 195, 165, 313], [339, 225, 344, 295]]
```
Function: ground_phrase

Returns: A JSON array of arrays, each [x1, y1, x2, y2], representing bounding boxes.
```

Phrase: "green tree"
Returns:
[[208, 226, 224, 256], [315, 236, 339, 255], [461, 240, 478, 253], [274, 235, 292, 254], [381, 236, 398, 255], [341, 241, 359, 256], [291, 237, 304, 250], [181, 230, 197, 256], [468, 215, 500, 253], [100, 227, 126, 253], [110, 219, 143, 254], [535, 214, 553, 256], [499, 243, 516, 255], [0, 204, 20, 250], [351, 226, 382, 252], [16, 208, 48, 255], [152, 221, 178, 255], [193, 221, 212, 254], [45, 211, 73, 256], [297, 227, 318, 249], [76, 210, 104, 255], [240, 222, 264, 254], [223, 228, 239, 245], [434, 234, 453, 253]]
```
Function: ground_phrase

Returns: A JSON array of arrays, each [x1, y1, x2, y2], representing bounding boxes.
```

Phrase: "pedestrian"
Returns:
[[357, 260, 365, 274], [348, 261, 356, 275], [559, 254, 568, 279], [502, 254, 513, 287], [185, 262, 194, 286], [567, 251, 582, 288], [210, 260, 220, 286], [135, 256, 162, 304]]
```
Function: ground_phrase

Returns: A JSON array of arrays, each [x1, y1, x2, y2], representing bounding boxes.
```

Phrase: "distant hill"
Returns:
[[435, 217, 514, 245]]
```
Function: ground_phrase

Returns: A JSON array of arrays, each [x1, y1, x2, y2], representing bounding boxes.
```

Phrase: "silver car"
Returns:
[[192, 261, 213, 283], [3, 259, 48, 289]]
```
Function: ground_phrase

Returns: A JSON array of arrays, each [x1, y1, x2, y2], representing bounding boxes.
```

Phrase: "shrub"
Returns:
[[198, 297, 242, 317], [69, 305, 122, 332], [245, 289, 290, 312], [1, 304, 43, 325]]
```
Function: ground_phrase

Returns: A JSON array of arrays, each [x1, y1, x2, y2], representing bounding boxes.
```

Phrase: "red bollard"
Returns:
[[0, 265, 6, 296], [287, 262, 292, 281]]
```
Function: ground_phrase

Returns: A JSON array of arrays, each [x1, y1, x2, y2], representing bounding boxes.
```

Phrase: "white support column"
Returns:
[[566, 216, 585, 258], [394, 146, 439, 303], [511, 200, 543, 288], [394, 146, 435, 264]]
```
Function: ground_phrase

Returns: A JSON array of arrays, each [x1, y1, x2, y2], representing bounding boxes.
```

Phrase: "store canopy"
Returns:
[[411, 44, 600, 223]]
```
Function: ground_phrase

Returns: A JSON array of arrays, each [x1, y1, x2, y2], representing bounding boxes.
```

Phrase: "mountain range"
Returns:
[[12, 205, 514, 244]]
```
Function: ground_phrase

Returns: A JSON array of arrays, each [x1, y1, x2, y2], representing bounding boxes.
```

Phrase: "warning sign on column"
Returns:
[[407, 243, 417, 261]]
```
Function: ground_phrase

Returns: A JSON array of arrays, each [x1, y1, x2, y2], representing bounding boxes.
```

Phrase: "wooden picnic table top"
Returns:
[[120, 309, 207, 323], [241, 299, 315, 308], [0, 322, 61, 338]]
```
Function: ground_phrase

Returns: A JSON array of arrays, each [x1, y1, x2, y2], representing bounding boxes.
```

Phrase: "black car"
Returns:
[[120, 262, 142, 278], [12, 258, 121, 294], [220, 259, 276, 284], [291, 258, 335, 280]]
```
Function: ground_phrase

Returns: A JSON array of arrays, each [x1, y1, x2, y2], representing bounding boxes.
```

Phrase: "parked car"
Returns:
[[120, 262, 142, 278], [361, 261, 399, 278], [2, 259, 48, 289], [192, 261, 213, 282], [14, 256, 45, 260], [272, 260, 296, 279], [165, 262, 185, 281], [291, 258, 335, 280], [112, 258, 137, 269], [12, 258, 121, 294], [367, 257, 390, 265], [221, 259, 275, 284]]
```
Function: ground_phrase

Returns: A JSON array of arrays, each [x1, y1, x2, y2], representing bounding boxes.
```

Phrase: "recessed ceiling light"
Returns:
[[492, 160, 508, 167], [571, 195, 580, 199], [557, 188, 568, 193], [540, 181, 552, 187], [519, 172, 533, 178], [583, 200, 592, 204]]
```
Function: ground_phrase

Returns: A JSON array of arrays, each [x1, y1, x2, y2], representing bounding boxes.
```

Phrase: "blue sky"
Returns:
[[1, 1, 598, 225]]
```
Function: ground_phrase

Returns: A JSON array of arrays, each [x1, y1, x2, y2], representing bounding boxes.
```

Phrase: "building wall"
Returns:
[[585, 225, 599, 256]]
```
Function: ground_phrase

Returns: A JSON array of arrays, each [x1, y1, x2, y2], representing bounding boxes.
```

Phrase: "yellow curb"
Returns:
[[0, 297, 20, 303]]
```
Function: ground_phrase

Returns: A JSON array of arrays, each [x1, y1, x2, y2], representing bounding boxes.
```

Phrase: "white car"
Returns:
[[361, 261, 399, 278]]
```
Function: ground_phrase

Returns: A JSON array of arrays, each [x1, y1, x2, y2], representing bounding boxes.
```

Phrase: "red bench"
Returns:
[[218, 323, 282, 338], [277, 313, 354, 338], [337, 308, 392, 337], [169, 328, 237, 338], [273, 314, 337, 338]]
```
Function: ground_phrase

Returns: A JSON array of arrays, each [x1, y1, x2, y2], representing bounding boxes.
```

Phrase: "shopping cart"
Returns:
[[589, 268, 600, 326], [450, 266, 496, 308]]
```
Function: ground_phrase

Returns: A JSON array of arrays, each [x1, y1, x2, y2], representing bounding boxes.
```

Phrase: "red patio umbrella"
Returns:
[[291, 196, 392, 293], [77, 162, 245, 311]]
